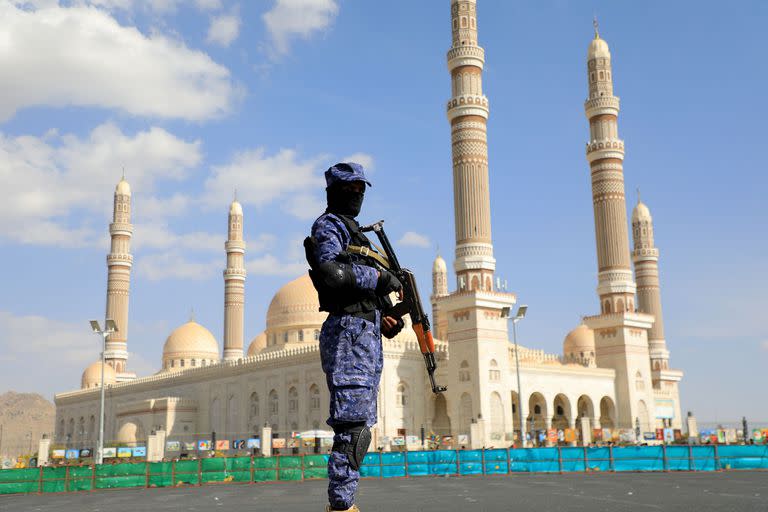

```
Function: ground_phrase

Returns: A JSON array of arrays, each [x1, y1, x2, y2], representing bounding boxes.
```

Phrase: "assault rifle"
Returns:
[[360, 220, 447, 394]]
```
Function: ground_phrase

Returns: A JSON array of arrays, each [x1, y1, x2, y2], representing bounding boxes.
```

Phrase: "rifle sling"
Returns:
[[347, 244, 390, 270]]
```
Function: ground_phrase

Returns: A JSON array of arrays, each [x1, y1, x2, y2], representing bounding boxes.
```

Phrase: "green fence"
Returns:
[[2, 445, 767, 495]]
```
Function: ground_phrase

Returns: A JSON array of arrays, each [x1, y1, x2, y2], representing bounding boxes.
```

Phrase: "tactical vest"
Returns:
[[304, 213, 391, 316]]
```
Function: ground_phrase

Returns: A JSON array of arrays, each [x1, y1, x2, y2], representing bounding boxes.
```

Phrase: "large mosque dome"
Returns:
[[247, 331, 267, 357], [266, 274, 326, 330], [81, 361, 117, 389], [162, 321, 220, 371], [563, 323, 596, 362]]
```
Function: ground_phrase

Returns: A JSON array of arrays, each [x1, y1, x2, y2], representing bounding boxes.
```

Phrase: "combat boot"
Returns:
[[326, 505, 360, 512]]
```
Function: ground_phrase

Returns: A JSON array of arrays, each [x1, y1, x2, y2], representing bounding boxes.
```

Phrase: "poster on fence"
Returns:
[[457, 434, 469, 446], [117, 447, 132, 458], [198, 440, 211, 451], [272, 438, 286, 449], [184, 442, 197, 451], [716, 430, 727, 444], [288, 438, 299, 448], [592, 429, 602, 442], [406, 435, 421, 449], [643, 432, 656, 441], [547, 429, 558, 444], [232, 439, 246, 449], [619, 429, 636, 444], [655, 428, 664, 440], [103, 447, 117, 458], [166, 441, 181, 452], [564, 429, 576, 443], [247, 438, 260, 449], [216, 440, 230, 450], [391, 436, 405, 446], [753, 429, 764, 442], [762, 429, 768, 442], [601, 428, 611, 441], [65, 449, 79, 459], [132, 446, 147, 457], [52, 449, 66, 459], [80, 448, 92, 458], [663, 428, 674, 443], [321, 438, 333, 448]]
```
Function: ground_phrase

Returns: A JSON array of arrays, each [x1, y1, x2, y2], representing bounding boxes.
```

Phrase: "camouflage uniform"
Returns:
[[311, 212, 382, 510]]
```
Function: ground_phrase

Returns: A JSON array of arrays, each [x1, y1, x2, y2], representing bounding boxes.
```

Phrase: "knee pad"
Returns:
[[332, 423, 372, 471]]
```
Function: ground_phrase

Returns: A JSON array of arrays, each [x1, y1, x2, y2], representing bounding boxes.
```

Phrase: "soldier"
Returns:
[[304, 162, 404, 512]]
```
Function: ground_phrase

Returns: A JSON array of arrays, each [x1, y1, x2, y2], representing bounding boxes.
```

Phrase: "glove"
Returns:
[[375, 269, 402, 296], [381, 315, 405, 339]]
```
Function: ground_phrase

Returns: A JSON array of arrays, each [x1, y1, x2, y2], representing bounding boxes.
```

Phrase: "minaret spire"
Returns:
[[447, 0, 495, 292], [223, 197, 246, 361], [104, 176, 135, 380], [593, 15, 600, 38]]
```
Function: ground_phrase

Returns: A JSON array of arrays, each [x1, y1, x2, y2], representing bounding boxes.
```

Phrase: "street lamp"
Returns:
[[90, 319, 117, 465], [501, 305, 528, 447]]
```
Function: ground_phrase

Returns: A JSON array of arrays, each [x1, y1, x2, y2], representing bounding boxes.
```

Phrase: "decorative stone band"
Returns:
[[225, 240, 245, 252], [446, 45, 485, 72], [632, 248, 660, 261], [584, 95, 620, 116], [587, 148, 625, 164], [223, 268, 246, 279], [109, 223, 133, 236], [454, 242, 496, 272], [596, 278, 637, 297], [107, 254, 133, 267], [446, 97, 489, 121]]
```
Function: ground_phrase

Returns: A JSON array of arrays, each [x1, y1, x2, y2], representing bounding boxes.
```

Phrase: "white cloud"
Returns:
[[206, 13, 240, 47], [136, 251, 220, 281], [398, 231, 431, 248], [246, 254, 306, 277], [340, 152, 375, 174], [204, 147, 327, 217], [0, 311, 99, 394], [0, 2, 238, 121], [195, 0, 222, 10], [263, 0, 339, 56], [0, 123, 201, 247]]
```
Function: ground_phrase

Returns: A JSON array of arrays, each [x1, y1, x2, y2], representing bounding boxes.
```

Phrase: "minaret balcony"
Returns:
[[584, 96, 620, 117], [447, 45, 485, 71], [109, 223, 134, 236], [225, 240, 246, 253], [223, 268, 247, 279], [446, 95, 489, 121], [107, 253, 133, 266], [586, 139, 624, 162]]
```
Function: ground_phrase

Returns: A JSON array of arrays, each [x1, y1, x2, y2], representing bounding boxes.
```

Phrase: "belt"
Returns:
[[350, 309, 377, 323]]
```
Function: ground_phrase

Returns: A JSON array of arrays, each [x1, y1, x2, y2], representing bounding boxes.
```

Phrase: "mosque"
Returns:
[[54, 1, 683, 451]]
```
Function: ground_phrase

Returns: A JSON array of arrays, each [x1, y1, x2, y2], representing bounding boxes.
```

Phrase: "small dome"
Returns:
[[632, 201, 652, 223], [115, 178, 131, 196], [266, 274, 327, 332], [81, 361, 117, 389], [247, 331, 267, 357], [162, 321, 220, 370], [432, 255, 447, 274], [588, 36, 610, 59], [230, 200, 243, 216], [563, 323, 595, 357]]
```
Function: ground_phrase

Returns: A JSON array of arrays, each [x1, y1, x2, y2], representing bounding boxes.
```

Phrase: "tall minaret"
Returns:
[[584, 22, 636, 315], [105, 176, 134, 379], [582, 24, 657, 431], [430, 253, 449, 339], [631, 198, 669, 370], [223, 197, 246, 361], [447, 0, 495, 292]]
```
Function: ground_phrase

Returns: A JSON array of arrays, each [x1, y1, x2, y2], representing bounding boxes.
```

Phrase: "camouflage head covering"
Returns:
[[324, 162, 372, 188]]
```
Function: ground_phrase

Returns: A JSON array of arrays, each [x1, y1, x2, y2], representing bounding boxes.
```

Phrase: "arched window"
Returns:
[[78, 417, 85, 439], [396, 382, 408, 407], [89, 415, 95, 439], [288, 387, 298, 413], [309, 384, 320, 410], [202, 359, 207, 366], [191, 358, 196, 367], [534, 404, 541, 415], [635, 371, 645, 391], [489, 359, 500, 381], [171, 360, 175, 368], [250, 392, 259, 418], [283, 331, 289, 343], [314, 329, 320, 341], [180, 359, 185, 367], [298, 330, 304, 342], [269, 390, 279, 416], [459, 360, 470, 382]]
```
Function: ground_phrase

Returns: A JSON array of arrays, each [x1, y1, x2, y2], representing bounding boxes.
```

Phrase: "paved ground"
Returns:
[[2, 472, 766, 512]]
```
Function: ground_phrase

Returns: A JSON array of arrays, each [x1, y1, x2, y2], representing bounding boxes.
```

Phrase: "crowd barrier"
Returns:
[[1, 445, 767, 496]]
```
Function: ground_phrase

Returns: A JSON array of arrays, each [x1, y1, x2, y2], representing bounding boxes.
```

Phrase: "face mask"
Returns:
[[327, 186, 365, 217]]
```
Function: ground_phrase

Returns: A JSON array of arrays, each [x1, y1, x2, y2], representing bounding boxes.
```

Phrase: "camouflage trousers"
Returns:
[[319, 312, 382, 509]]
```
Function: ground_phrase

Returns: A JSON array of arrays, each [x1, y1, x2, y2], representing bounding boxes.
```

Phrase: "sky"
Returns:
[[0, 0, 766, 424]]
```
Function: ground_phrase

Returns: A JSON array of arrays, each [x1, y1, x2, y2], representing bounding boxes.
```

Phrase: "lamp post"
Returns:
[[501, 305, 528, 447], [89, 319, 117, 466]]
